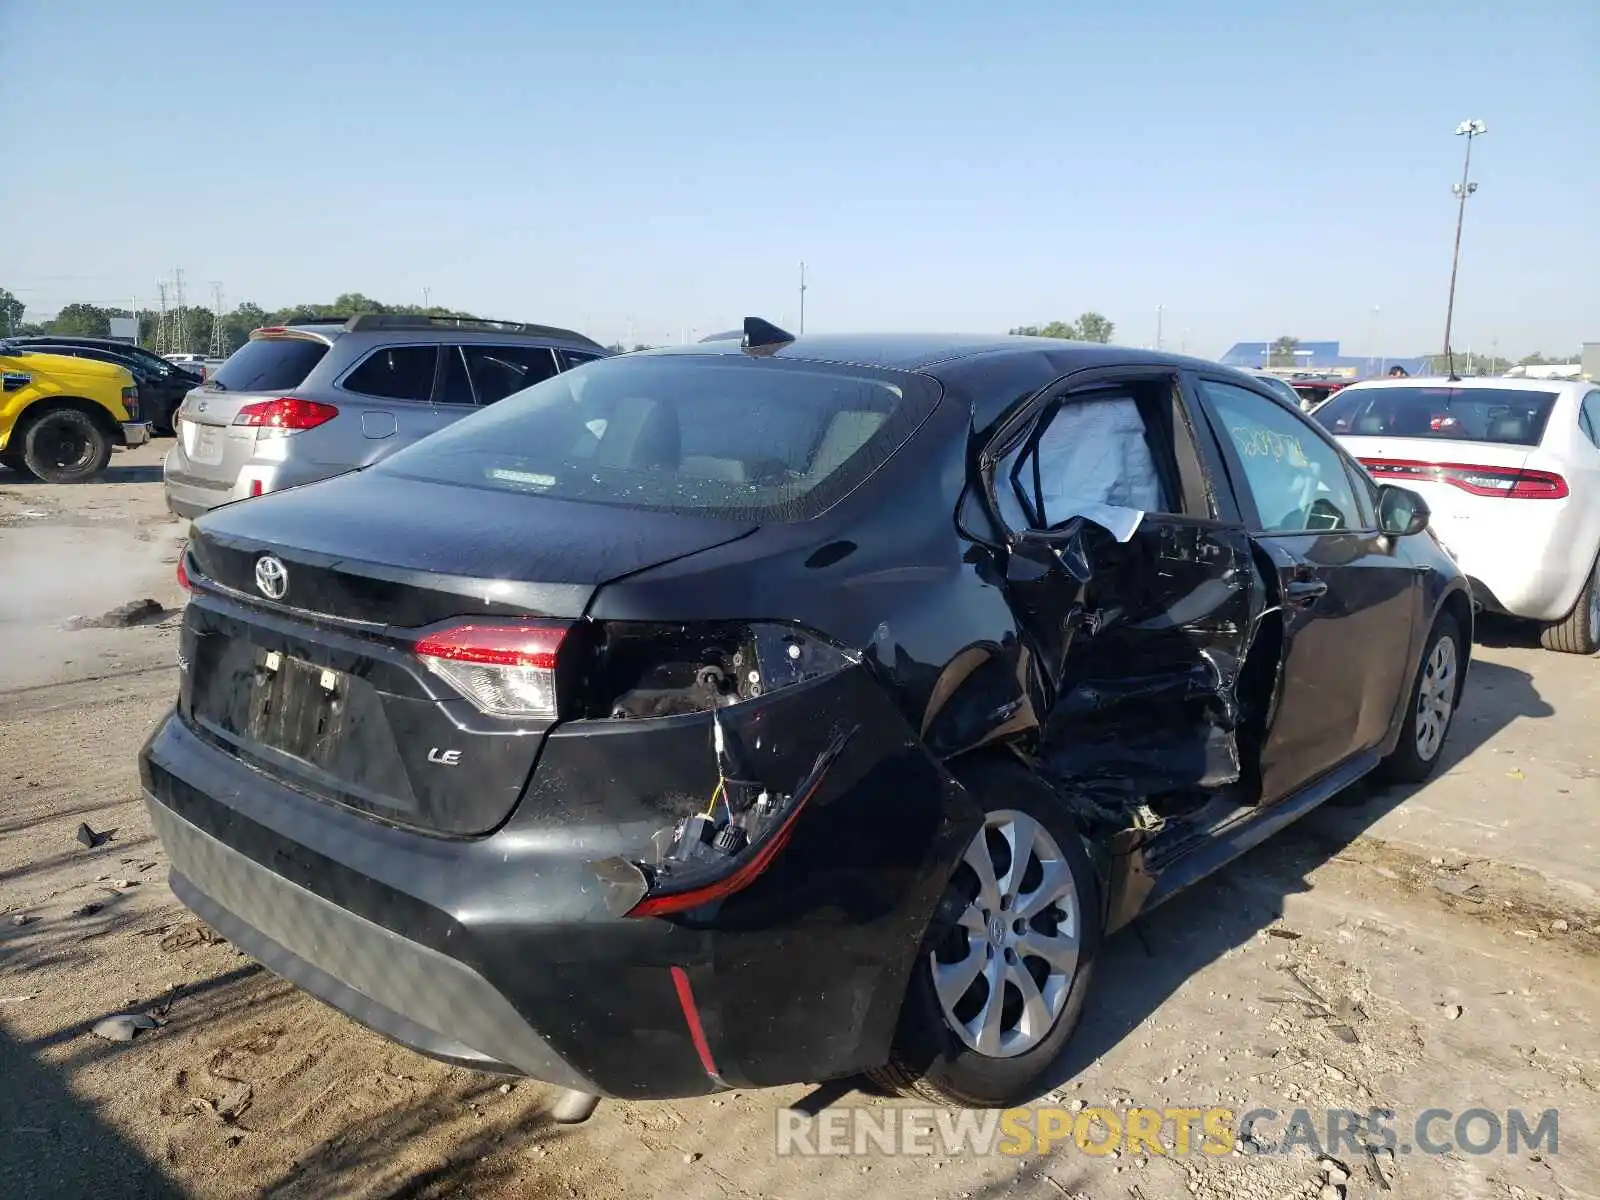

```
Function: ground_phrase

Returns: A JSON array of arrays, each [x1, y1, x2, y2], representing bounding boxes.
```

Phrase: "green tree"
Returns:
[[1010, 320, 1079, 339], [0, 287, 25, 336], [1269, 335, 1300, 368], [48, 302, 117, 337], [1074, 311, 1114, 344]]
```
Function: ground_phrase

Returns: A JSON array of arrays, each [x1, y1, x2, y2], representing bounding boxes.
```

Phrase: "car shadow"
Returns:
[[1, 463, 166, 486], [1472, 612, 1544, 651], [0, 1027, 184, 1197]]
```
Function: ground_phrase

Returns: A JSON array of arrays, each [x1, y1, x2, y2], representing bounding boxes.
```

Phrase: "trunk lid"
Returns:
[[182, 472, 757, 835], [1339, 434, 1535, 556], [176, 331, 334, 478]]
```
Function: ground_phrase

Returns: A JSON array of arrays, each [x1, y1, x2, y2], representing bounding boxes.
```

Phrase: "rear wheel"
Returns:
[[22, 408, 112, 483], [1379, 612, 1463, 784], [868, 756, 1100, 1107], [1538, 557, 1600, 655]]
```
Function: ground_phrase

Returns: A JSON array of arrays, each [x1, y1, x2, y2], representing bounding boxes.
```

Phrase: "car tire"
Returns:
[[1378, 612, 1463, 785], [1538, 557, 1600, 656], [22, 408, 113, 484], [0, 449, 37, 478], [868, 754, 1101, 1108]]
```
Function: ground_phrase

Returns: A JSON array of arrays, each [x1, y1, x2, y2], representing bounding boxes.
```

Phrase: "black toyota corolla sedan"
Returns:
[[142, 320, 1469, 1109]]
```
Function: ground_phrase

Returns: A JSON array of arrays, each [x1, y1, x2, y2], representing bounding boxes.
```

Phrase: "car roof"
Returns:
[[22, 335, 150, 350], [13, 339, 139, 360], [1335, 375, 1589, 395], [268, 314, 604, 350], [646, 332, 1216, 374]]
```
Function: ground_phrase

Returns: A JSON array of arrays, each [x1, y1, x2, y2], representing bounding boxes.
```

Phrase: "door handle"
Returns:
[[1285, 578, 1328, 606]]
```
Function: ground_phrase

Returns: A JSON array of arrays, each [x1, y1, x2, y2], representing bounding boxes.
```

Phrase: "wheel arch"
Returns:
[[13, 395, 123, 445], [1436, 583, 1474, 700]]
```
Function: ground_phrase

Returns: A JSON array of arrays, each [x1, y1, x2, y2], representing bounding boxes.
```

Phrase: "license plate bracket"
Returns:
[[190, 424, 225, 465], [247, 654, 348, 762]]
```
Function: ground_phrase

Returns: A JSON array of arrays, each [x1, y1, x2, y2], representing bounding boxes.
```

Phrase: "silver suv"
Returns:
[[163, 315, 607, 518]]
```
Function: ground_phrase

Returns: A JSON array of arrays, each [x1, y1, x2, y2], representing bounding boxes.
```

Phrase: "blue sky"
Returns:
[[2, 0, 1594, 358]]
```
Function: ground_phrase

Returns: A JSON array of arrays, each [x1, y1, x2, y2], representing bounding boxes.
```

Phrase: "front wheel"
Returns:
[[868, 755, 1101, 1107], [22, 409, 113, 483], [1379, 612, 1463, 784], [1539, 557, 1600, 655], [0, 449, 37, 478]]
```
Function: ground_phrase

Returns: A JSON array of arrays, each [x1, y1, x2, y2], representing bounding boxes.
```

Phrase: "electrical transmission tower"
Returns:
[[209, 282, 225, 358], [156, 282, 170, 354], [173, 268, 188, 354]]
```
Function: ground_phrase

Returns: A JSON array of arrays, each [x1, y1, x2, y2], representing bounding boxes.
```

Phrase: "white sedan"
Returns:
[[1316, 375, 1600, 654]]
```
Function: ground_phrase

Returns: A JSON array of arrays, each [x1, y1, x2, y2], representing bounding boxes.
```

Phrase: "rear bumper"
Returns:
[[121, 421, 151, 448], [163, 446, 337, 519], [148, 797, 589, 1085], [1449, 535, 1595, 623], [163, 444, 234, 518], [140, 671, 968, 1097]]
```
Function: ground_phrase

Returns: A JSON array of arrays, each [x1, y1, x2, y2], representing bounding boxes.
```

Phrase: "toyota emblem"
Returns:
[[254, 555, 289, 600]]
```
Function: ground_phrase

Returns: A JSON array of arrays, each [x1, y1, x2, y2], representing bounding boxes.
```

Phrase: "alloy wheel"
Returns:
[[930, 810, 1080, 1059], [1414, 633, 1458, 762]]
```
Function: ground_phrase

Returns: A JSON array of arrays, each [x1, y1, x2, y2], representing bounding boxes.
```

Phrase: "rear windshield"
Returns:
[[211, 336, 329, 392], [1314, 386, 1558, 447], [374, 353, 938, 520]]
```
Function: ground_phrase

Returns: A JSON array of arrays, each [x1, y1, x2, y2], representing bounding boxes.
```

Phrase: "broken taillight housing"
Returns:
[[415, 623, 570, 719], [618, 722, 857, 919], [593, 621, 859, 720]]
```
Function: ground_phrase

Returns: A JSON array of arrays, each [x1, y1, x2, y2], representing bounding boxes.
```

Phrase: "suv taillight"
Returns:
[[1360, 458, 1569, 499], [415, 623, 570, 719], [233, 397, 338, 436]]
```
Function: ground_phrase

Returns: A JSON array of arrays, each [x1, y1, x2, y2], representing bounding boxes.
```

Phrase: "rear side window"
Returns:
[[1581, 392, 1600, 448], [465, 346, 560, 405], [561, 349, 603, 369], [1314, 386, 1559, 447], [995, 386, 1175, 533], [374, 353, 938, 520], [212, 337, 329, 392], [342, 346, 439, 402]]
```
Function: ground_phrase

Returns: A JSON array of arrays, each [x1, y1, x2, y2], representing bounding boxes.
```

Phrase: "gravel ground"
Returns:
[[2, 444, 1596, 1200]]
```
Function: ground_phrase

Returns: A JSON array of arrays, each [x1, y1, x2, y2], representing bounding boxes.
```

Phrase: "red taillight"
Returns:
[[233, 397, 338, 433], [248, 479, 265, 498], [176, 553, 192, 592], [1358, 458, 1569, 500], [414, 623, 569, 718]]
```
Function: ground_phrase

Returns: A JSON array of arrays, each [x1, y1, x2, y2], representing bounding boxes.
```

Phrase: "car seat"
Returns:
[[807, 411, 887, 480]]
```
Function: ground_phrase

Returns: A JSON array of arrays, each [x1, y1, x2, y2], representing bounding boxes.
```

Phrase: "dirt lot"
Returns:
[[2, 443, 1597, 1200]]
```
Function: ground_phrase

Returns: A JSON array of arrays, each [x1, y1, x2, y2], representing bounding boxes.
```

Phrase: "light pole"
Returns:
[[1442, 119, 1486, 373], [798, 261, 807, 334], [1155, 303, 1165, 350]]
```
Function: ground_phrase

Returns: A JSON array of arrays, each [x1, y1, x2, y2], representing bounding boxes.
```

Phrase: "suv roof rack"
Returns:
[[339, 314, 603, 348]]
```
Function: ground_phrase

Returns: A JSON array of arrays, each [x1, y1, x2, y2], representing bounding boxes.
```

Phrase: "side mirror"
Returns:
[[1377, 484, 1430, 537]]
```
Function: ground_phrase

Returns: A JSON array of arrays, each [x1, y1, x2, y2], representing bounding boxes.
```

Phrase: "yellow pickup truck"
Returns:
[[0, 344, 150, 482]]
